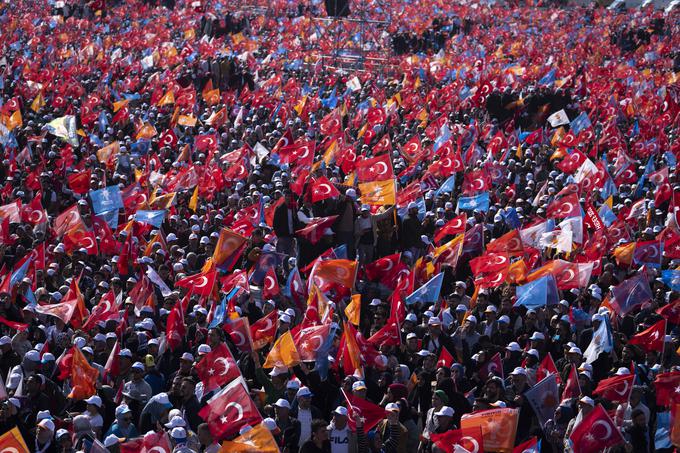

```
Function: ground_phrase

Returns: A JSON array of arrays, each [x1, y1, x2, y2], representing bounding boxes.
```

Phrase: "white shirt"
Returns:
[[297, 408, 312, 446], [329, 425, 350, 453]]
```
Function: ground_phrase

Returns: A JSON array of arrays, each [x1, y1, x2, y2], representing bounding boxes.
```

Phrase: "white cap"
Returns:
[[297, 386, 313, 398], [180, 352, 194, 362], [526, 349, 540, 359], [498, 315, 510, 324], [278, 314, 291, 324], [466, 315, 477, 324], [85, 395, 102, 407], [38, 419, 55, 432], [428, 317, 442, 326], [370, 298, 382, 306], [269, 366, 288, 377], [333, 406, 348, 416], [352, 381, 367, 391], [405, 313, 417, 323], [286, 380, 301, 390], [171, 427, 187, 439], [197, 344, 212, 355], [579, 396, 595, 406], [263, 418, 278, 431], [529, 332, 545, 341], [165, 416, 187, 428], [119, 348, 132, 358], [93, 333, 106, 342], [510, 367, 528, 376], [25, 350, 40, 362], [615, 367, 631, 376], [104, 435, 123, 447], [506, 342, 522, 352], [434, 406, 455, 417], [568, 347, 582, 356], [406, 333, 417, 340], [0, 336, 11, 346], [385, 403, 400, 412], [274, 398, 291, 409]]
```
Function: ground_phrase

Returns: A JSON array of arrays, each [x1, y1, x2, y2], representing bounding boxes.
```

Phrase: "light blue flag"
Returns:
[[661, 270, 680, 291], [405, 273, 444, 305], [435, 175, 456, 196], [89, 186, 124, 215], [333, 244, 348, 260], [655, 411, 672, 450], [538, 68, 556, 86], [457, 192, 490, 212], [501, 208, 521, 229], [134, 210, 167, 228], [583, 314, 613, 364], [514, 276, 550, 308], [10, 256, 33, 289], [97, 210, 119, 230], [316, 324, 338, 380], [598, 204, 617, 227], [209, 287, 240, 329], [433, 123, 452, 152], [569, 112, 591, 135]]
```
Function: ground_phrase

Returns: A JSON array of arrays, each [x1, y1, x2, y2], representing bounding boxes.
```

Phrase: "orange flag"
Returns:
[[212, 228, 248, 267], [219, 423, 279, 453], [312, 259, 358, 288], [68, 346, 99, 400], [671, 403, 680, 447], [263, 331, 300, 368], [0, 427, 29, 452], [460, 408, 519, 453], [506, 258, 528, 284], [345, 294, 361, 326], [359, 179, 396, 206], [612, 242, 635, 266]]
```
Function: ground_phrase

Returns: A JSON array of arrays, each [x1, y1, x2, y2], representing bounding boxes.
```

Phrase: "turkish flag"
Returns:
[[434, 214, 467, 244], [68, 170, 92, 195], [343, 389, 386, 432], [562, 364, 581, 402], [195, 133, 218, 152], [355, 153, 394, 182], [277, 139, 315, 166], [657, 299, 680, 324], [633, 240, 663, 267], [82, 290, 121, 331], [367, 321, 401, 348], [21, 194, 48, 225], [628, 319, 666, 352], [546, 192, 580, 219], [487, 131, 508, 156], [250, 310, 279, 350], [121, 431, 173, 453], [372, 134, 392, 155], [309, 176, 341, 202], [462, 169, 490, 195], [158, 128, 178, 148], [654, 371, 680, 406], [536, 352, 561, 385], [556, 149, 587, 174], [470, 252, 510, 276], [224, 317, 254, 353], [294, 323, 331, 361], [166, 299, 186, 351], [195, 342, 241, 391], [479, 352, 503, 381], [262, 267, 280, 300], [103, 340, 120, 384], [486, 229, 524, 256], [63, 227, 98, 255], [438, 347, 454, 369], [175, 269, 217, 296], [295, 215, 339, 245], [0, 427, 29, 453], [569, 404, 624, 452], [364, 253, 402, 281], [198, 378, 263, 440], [431, 427, 484, 453], [401, 135, 424, 161], [593, 374, 634, 404], [54, 204, 83, 237]]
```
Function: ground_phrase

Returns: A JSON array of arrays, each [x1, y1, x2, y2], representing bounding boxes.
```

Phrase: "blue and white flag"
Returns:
[[135, 210, 167, 228], [405, 273, 444, 305], [89, 186, 124, 215], [457, 192, 490, 212]]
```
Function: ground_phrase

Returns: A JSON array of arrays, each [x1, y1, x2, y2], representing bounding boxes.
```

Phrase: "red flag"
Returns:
[[470, 252, 510, 276], [593, 374, 635, 404], [654, 371, 680, 405], [479, 352, 503, 381], [0, 315, 28, 332], [486, 230, 524, 256], [103, 340, 120, 383], [633, 240, 663, 267], [364, 253, 402, 281], [657, 299, 680, 323], [546, 192, 580, 219], [434, 214, 467, 245], [63, 227, 98, 255], [536, 353, 561, 385], [294, 323, 331, 361], [224, 317, 254, 353], [82, 290, 121, 331], [166, 299, 186, 351], [556, 150, 587, 174], [250, 310, 279, 350], [309, 176, 341, 202], [262, 267, 280, 300], [431, 427, 484, 453], [198, 378, 263, 440], [195, 342, 240, 391], [175, 269, 217, 296], [343, 389, 386, 432], [120, 431, 172, 453], [628, 319, 666, 352], [67, 170, 92, 195], [438, 347, 454, 368], [562, 364, 581, 402], [296, 215, 339, 245], [462, 169, 490, 195], [20, 194, 48, 225], [513, 437, 539, 453], [569, 404, 624, 452], [367, 321, 401, 348], [355, 154, 394, 182]]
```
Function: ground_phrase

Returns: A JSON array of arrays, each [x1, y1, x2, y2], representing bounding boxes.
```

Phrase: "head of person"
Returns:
[[36, 418, 55, 444], [310, 419, 329, 445], [332, 406, 348, 429], [197, 423, 213, 447], [296, 386, 313, 409], [274, 398, 291, 419], [352, 380, 367, 399], [180, 377, 196, 402]]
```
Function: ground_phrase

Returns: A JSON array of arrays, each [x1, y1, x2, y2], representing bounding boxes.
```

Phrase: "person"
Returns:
[[273, 190, 301, 257], [327, 406, 356, 453], [197, 423, 220, 453], [299, 418, 331, 453], [105, 405, 139, 439], [34, 418, 58, 453]]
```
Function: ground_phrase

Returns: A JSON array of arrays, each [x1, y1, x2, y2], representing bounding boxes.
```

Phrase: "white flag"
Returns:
[[547, 109, 570, 127]]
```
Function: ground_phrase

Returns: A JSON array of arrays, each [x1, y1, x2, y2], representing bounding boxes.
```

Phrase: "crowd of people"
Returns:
[[0, 0, 678, 451]]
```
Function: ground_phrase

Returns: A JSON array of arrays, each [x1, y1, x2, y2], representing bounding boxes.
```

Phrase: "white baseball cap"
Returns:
[[434, 406, 454, 417]]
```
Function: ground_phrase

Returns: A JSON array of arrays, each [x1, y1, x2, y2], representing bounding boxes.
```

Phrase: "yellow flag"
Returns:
[[612, 242, 635, 266], [189, 185, 199, 212], [150, 192, 176, 210], [604, 196, 613, 209], [113, 99, 129, 112], [359, 179, 396, 206], [8, 110, 22, 130], [263, 330, 300, 368], [157, 91, 175, 106], [0, 427, 29, 453], [96, 141, 120, 164], [135, 123, 157, 140], [31, 92, 45, 112], [204, 89, 220, 106], [177, 115, 197, 127], [219, 423, 280, 453], [345, 294, 361, 326]]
